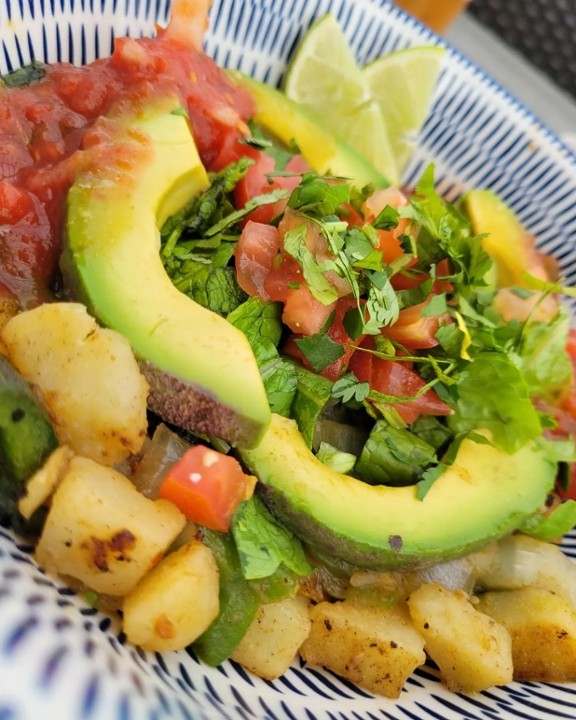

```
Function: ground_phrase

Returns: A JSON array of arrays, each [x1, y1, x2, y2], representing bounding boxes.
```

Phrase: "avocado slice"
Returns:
[[228, 71, 389, 189], [240, 413, 556, 570], [461, 189, 531, 288], [62, 97, 270, 447]]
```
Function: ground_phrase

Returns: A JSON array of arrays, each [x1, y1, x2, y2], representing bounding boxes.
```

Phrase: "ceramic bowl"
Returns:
[[2, 1, 576, 718]]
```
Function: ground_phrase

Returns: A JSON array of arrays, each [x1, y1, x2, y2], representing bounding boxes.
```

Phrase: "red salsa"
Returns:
[[1, 30, 253, 307]]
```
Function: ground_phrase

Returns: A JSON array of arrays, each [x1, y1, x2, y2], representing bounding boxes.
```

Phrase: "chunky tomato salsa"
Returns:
[[1, 29, 253, 307]]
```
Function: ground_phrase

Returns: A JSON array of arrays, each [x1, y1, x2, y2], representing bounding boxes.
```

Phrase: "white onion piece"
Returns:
[[131, 424, 190, 499]]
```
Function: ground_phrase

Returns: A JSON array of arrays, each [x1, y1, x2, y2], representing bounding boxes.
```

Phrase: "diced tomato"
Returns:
[[349, 338, 451, 423], [158, 445, 253, 533], [232, 149, 311, 225], [282, 284, 336, 335], [283, 297, 365, 380], [263, 253, 303, 302], [382, 299, 447, 350], [234, 221, 280, 300]]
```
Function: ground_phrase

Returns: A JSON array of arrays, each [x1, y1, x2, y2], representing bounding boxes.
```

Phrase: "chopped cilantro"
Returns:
[[295, 333, 345, 373]]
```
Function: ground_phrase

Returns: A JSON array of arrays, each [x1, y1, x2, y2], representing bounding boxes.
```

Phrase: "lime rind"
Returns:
[[284, 14, 400, 185], [364, 45, 446, 173]]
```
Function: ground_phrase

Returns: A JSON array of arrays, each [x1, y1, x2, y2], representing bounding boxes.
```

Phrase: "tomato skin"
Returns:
[[158, 445, 251, 533], [349, 338, 451, 423], [235, 221, 280, 300], [382, 300, 446, 351], [282, 285, 336, 335], [232, 150, 311, 225], [283, 297, 364, 380]]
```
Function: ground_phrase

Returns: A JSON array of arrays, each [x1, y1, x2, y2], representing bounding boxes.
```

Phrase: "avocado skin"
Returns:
[[240, 414, 556, 570], [229, 71, 389, 189], [141, 361, 264, 446], [63, 96, 270, 448]]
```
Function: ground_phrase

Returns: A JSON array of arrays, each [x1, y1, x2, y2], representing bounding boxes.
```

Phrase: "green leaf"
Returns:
[[355, 421, 438, 486], [1, 61, 45, 88], [332, 373, 370, 404], [290, 365, 333, 448], [258, 355, 298, 417], [416, 463, 447, 500], [448, 352, 542, 453], [227, 297, 283, 347], [283, 225, 340, 305], [228, 299, 297, 416], [232, 496, 313, 580], [295, 333, 345, 373], [288, 174, 350, 216], [520, 501, 576, 540], [161, 158, 251, 254], [372, 205, 399, 230], [316, 442, 356, 473], [519, 309, 572, 401], [170, 263, 246, 316], [363, 270, 400, 334], [422, 293, 447, 316]]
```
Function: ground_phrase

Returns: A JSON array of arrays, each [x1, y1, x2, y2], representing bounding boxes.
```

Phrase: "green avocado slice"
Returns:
[[228, 71, 389, 189], [62, 96, 270, 447], [240, 413, 556, 570]]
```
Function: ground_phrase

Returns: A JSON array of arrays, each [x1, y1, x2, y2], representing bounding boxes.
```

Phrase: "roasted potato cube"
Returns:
[[231, 595, 311, 680], [300, 600, 425, 698], [470, 535, 576, 607], [408, 582, 513, 693], [123, 540, 219, 652], [476, 587, 576, 682], [36, 456, 186, 595], [1, 302, 148, 465]]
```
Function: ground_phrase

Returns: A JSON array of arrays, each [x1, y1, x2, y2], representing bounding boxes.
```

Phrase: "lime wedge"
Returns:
[[363, 45, 445, 174], [284, 14, 399, 185]]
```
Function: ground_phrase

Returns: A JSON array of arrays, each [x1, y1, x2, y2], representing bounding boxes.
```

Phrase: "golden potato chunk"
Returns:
[[300, 600, 425, 698], [1, 302, 148, 465], [477, 587, 576, 682], [36, 456, 185, 595], [408, 583, 513, 693], [470, 535, 576, 607], [231, 596, 311, 680], [123, 540, 219, 652]]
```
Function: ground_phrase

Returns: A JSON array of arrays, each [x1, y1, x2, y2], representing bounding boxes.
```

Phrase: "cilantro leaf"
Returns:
[[448, 352, 542, 453], [332, 373, 370, 403], [288, 174, 350, 216], [283, 225, 340, 305], [295, 333, 345, 373], [290, 365, 333, 448], [416, 462, 448, 500], [355, 421, 438, 486], [228, 298, 297, 416], [232, 496, 313, 580], [372, 204, 399, 230], [519, 309, 572, 401]]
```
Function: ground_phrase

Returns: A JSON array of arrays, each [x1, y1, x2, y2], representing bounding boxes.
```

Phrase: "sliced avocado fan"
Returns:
[[240, 413, 556, 570], [62, 96, 270, 448]]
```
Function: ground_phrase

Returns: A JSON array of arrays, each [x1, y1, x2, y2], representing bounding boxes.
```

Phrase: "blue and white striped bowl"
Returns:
[[2, 1, 576, 718]]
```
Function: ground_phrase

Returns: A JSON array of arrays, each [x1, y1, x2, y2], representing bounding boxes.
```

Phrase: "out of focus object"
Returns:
[[468, 0, 576, 100], [394, 0, 470, 33]]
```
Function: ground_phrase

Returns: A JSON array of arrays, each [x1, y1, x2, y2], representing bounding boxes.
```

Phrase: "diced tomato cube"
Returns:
[[158, 445, 252, 533]]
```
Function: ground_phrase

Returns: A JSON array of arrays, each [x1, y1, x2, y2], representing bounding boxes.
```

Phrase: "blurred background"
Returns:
[[394, 0, 576, 147]]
